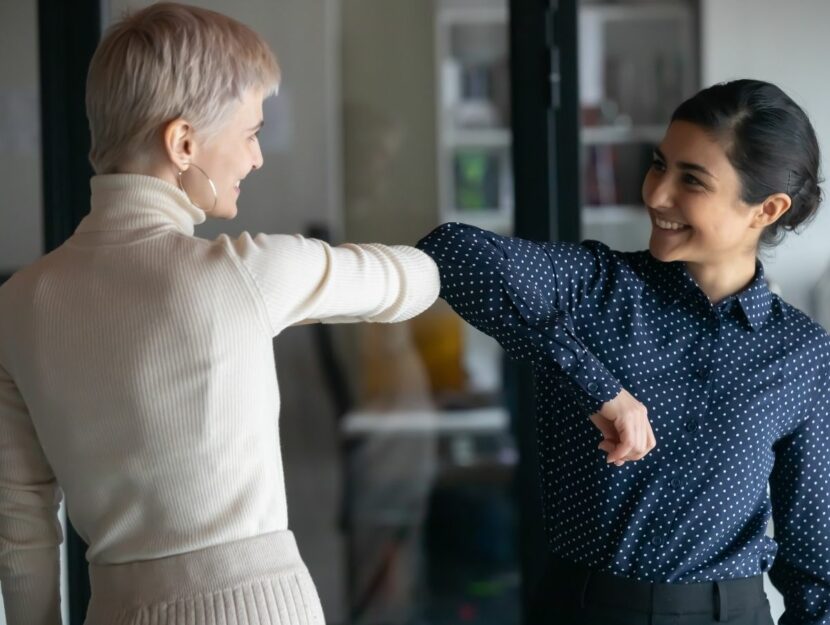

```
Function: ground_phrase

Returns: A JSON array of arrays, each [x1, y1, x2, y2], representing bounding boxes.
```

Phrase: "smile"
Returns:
[[654, 216, 689, 231]]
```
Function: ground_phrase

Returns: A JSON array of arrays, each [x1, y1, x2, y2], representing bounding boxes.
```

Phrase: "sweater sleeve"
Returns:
[[0, 361, 63, 625], [416, 222, 622, 410], [221, 233, 440, 334]]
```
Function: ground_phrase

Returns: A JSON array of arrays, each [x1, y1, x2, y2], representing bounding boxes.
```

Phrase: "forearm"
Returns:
[[1, 545, 62, 625], [418, 223, 621, 408], [225, 233, 439, 330]]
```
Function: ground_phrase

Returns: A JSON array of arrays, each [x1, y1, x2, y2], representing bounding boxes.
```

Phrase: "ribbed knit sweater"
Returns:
[[0, 174, 439, 623]]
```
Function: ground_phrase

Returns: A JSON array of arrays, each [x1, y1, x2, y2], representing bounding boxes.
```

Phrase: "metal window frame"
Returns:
[[508, 1, 580, 622], [38, 0, 101, 622]]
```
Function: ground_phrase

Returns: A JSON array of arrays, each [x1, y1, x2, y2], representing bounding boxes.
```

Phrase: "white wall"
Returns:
[[0, 3, 61, 624], [341, 0, 438, 244], [703, 0, 830, 319], [0, 0, 42, 275], [702, 2, 830, 619]]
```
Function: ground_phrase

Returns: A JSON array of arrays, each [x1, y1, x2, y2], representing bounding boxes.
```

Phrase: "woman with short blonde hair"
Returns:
[[86, 2, 281, 176], [0, 4, 439, 624]]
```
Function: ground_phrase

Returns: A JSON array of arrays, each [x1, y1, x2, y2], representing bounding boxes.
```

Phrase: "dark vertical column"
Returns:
[[508, 0, 580, 623], [37, 0, 101, 622], [39, 0, 100, 252], [549, 0, 582, 245]]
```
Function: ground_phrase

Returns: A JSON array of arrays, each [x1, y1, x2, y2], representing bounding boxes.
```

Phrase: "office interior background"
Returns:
[[2, 0, 830, 623]]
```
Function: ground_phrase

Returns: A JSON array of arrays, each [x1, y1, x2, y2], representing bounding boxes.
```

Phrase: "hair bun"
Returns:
[[787, 175, 823, 231]]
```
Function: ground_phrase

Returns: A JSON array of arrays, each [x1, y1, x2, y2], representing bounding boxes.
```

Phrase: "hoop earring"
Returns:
[[177, 163, 218, 213]]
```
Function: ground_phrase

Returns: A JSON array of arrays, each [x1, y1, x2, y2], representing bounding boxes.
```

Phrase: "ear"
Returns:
[[162, 118, 196, 171], [751, 193, 792, 229]]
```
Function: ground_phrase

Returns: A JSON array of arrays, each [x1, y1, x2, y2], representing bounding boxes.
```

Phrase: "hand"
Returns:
[[589, 388, 656, 467]]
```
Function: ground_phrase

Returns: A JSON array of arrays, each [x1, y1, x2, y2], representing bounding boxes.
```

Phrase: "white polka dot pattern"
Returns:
[[417, 222, 830, 624]]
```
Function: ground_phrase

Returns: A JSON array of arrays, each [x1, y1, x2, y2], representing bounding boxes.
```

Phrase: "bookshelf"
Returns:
[[435, 0, 699, 244], [580, 0, 699, 248], [435, 0, 512, 233]]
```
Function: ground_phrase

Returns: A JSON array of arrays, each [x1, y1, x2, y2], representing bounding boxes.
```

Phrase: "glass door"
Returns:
[[0, 2, 70, 624], [339, 1, 519, 623]]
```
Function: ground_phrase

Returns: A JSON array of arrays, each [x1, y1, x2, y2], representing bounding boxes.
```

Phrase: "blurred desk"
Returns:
[[340, 405, 518, 624]]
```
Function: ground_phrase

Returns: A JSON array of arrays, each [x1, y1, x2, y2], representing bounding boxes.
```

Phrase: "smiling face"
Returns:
[[642, 120, 766, 266], [179, 87, 266, 219]]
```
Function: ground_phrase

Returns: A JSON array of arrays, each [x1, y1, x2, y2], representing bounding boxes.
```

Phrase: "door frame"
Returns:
[[508, 0, 580, 622], [38, 0, 101, 622]]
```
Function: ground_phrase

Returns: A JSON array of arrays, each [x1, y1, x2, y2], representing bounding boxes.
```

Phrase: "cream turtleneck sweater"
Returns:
[[0, 174, 439, 623]]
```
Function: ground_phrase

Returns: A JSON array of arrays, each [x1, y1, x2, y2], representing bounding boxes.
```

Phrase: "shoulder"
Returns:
[[194, 231, 325, 266], [772, 294, 830, 346], [768, 295, 830, 395], [577, 240, 654, 280], [0, 246, 68, 303]]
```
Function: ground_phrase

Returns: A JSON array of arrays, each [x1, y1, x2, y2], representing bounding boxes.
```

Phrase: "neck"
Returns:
[[116, 156, 179, 189], [685, 252, 758, 304]]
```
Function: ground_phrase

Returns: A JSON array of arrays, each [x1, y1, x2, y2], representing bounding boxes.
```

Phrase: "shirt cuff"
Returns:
[[567, 352, 623, 412]]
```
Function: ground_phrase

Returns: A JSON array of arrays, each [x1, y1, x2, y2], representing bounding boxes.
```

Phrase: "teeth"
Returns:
[[655, 217, 688, 231]]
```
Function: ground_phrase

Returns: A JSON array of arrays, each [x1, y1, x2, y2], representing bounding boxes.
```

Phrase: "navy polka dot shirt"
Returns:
[[417, 222, 830, 624]]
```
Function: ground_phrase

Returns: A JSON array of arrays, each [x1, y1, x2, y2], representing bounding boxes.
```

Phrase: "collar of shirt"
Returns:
[[76, 173, 207, 237], [648, 254, 773, 332]]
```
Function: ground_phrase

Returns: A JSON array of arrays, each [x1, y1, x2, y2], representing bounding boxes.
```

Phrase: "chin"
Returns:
[[649, 236, 681, 263], [215, 204, 239, 220]]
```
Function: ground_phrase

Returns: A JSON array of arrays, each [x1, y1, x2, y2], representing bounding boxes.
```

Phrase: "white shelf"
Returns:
[[443, 127, 511, 149], [443, 210, 512, 232], [581, 125, 665, 145], [582, 204, 648, 225], [342, 406, 509, 437], [580, 3, 693, 22], [437, 1, 507, 26], [582, 205, 652, 252]]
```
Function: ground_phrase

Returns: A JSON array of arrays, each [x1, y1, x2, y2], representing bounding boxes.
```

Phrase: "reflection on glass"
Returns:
[[341, 0, 518, 623]]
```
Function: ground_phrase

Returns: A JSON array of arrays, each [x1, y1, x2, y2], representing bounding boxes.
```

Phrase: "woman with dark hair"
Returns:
[[418, 79, 828, 624]]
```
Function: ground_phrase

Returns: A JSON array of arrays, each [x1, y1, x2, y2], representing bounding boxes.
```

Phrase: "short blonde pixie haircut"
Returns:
[[86, 2, 280, 174]]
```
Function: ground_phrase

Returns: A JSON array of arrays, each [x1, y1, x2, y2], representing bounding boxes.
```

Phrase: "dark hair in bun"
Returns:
[[672, 79, 822, 247]]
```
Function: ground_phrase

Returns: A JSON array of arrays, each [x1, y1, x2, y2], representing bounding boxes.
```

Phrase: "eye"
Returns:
[[651, 158, 666, 172], [249, 132, 260, 143], [683, 173, 703, 187]]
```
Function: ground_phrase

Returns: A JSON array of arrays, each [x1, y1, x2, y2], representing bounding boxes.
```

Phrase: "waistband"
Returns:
[[88, 530, 306, 610], [546, 557, 767, 621]]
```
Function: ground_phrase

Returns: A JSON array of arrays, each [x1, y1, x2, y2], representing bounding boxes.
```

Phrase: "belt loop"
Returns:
[[579, 569, 593, 608], [715, 580, 729, 622]]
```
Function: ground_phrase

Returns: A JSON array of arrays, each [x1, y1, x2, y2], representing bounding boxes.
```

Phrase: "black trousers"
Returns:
[[537, 557, 774, 625]]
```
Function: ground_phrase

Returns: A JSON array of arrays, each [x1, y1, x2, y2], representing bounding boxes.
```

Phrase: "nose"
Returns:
[[251, 141, 264, 171], [642, 168, 673, 210]]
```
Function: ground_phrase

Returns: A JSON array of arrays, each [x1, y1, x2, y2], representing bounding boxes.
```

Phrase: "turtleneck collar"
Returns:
[[76, 174, 207, 237]]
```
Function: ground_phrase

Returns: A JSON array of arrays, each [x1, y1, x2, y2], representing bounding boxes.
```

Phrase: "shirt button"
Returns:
[[695, 367, 709, 380], [651, 535, 664, 547], [670, 477, 683, 489], [685, 419, 699, 433], [587, 382, 598, 393]]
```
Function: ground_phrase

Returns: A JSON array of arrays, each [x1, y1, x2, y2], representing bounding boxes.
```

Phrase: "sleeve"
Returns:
[[416, 222, 621, 411], [222, 233, 440, 334], [0, 361, 64, 625], [768, 371, 830, 625]]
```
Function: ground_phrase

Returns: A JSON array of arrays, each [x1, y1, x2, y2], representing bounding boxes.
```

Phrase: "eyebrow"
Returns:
[[654, 147, 717, 180], [248, 121, 264, 132]]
